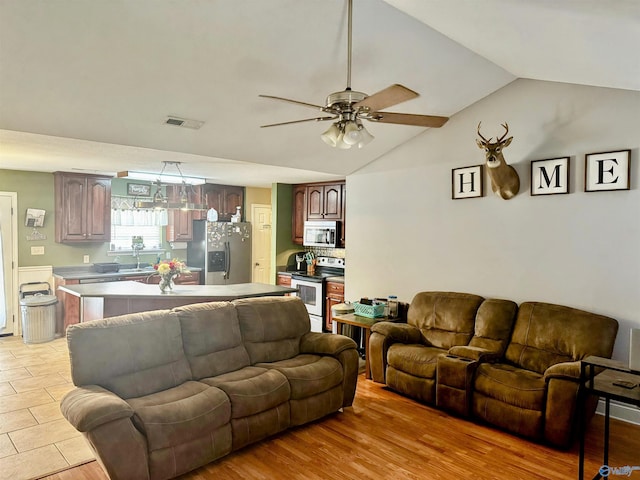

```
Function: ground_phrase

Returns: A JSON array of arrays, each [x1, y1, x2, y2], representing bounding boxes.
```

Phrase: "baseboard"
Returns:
[[596, 399, 640, 426]]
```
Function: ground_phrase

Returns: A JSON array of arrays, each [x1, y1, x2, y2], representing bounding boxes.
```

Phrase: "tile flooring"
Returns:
[[0, 335, 94, 480]]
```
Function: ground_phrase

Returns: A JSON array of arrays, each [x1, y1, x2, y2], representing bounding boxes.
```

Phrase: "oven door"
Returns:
[[290, 277, 323, 317]]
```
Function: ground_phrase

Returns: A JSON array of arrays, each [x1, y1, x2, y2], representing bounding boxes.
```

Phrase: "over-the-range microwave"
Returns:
[[303, 221, 340, 248]]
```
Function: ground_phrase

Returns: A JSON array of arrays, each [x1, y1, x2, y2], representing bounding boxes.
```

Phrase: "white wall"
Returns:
[[346, 79, 640, 364]]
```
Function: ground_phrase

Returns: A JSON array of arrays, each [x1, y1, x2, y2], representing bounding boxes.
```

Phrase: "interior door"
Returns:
[[251, 204, 272, 283], [0, 193, 17, 336]]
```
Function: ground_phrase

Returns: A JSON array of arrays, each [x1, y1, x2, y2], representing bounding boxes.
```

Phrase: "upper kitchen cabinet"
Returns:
[[54, 172, 111, 243], [292, 184, 306, 244], [292, 181, 346, 246], [166, 184, 201, 242], [306, 183, 342, 220], [202, 184, 244, 222]]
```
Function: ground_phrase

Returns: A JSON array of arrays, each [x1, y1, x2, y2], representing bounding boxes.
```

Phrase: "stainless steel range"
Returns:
[[290, 257, 345, 333]]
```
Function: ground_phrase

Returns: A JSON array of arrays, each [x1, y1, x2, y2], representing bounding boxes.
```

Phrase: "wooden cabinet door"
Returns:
[[292, 185, 306, 244], [224, 186, 243, 219], [60, 175, 87, 241], [85, 177, 111, 241], [166, 185, 193, 241], [322, 184, 342, 220], [325, 281, 345, 331], [306, 185, 324, 219]]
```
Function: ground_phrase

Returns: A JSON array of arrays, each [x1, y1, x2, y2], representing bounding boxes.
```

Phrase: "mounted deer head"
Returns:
[[476, 122, 520, 200]]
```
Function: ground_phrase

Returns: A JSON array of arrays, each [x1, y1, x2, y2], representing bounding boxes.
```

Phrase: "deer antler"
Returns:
[[477, 122, 491, 143], [496, 122, 510, 143]]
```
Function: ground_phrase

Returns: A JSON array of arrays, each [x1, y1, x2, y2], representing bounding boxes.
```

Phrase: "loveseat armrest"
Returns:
[[543, 361, 581, 382], [448, 345, 502, 363], [370, 322, 421, 344], [300, 332, 357, 356], [61, 385, 134, 432]]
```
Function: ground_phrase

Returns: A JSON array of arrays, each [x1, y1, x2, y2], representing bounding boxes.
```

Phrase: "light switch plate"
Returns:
[[83, 255, 90, 263], [31, 246, 45, 255]]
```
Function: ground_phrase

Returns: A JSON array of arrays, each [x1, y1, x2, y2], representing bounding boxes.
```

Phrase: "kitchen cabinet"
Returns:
[[276, 273, 293, 296], [292, 181, 346, 246], [292, 184, 306, 244], [306, 183, 342, 220], [202, 184, 244, 222], [54, 172, 111, 243], [325, 280, 345, 331], [166, 184, 201, 242]]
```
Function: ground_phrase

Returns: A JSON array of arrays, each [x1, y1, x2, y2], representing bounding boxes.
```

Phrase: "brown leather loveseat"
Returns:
[[61, 296, 359, 480], [369, 291, 618, 448]]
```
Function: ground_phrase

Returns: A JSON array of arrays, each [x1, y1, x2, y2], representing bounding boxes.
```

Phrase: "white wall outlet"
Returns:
[[83, 255, 90, 263], [30, 246, 45, 255]]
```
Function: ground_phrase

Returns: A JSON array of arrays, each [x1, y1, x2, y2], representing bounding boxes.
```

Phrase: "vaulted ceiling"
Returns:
[[1, 0, 638, 187]]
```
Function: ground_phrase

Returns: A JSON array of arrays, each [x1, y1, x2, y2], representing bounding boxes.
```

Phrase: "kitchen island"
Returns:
[[58, 281, 298, 325]]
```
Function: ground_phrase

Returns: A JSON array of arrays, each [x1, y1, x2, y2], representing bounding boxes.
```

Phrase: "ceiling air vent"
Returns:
[[164, 116, 205, 130]]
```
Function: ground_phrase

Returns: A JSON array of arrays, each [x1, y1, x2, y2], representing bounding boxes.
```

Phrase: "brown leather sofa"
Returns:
[[369, 291, 618, 448], [61, 296, 359, 480]]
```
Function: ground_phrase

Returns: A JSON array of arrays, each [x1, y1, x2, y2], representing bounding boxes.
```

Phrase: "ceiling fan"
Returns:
[[259, 0, 449, 149]]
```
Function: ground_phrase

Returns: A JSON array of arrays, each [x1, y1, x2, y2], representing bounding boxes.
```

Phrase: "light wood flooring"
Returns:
[[40, 372, 640, 480], [0, 335, 94, 480]]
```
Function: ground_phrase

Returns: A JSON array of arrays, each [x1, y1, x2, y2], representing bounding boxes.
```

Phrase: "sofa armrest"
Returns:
[[448, 345, 502, 362], [300, 332, 357, 356], [60, 385, 134, 432], [543, 361, 581, 382], [370, 322, 421, 344]]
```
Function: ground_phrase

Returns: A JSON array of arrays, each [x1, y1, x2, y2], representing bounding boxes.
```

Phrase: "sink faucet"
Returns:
[[132, 243, 144, 270]]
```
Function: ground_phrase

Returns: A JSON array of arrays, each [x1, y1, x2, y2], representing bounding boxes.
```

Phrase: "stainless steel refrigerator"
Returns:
[[187, 220, 252, 285]]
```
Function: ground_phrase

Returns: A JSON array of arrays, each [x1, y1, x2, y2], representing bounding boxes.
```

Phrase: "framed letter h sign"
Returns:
[[452, 165, 483, 199]]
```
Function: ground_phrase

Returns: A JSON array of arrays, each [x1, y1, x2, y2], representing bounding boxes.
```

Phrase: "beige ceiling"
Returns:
[[0, 0, 637, 188]]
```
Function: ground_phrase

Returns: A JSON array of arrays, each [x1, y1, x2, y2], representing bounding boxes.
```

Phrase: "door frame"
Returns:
[[0, 192, 18, 336]]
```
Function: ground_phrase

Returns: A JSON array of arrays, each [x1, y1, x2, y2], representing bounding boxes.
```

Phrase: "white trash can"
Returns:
[[19, 282, 57, 344]]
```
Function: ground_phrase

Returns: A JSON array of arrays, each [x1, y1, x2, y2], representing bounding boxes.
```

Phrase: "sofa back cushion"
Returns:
[[505, 302, 619, 374], [467, 298, 518, 355], [408, 292, 485, 350], [175, 302, 251, 379], [66, 310, 192, 399], [233, 296, 310, 364]]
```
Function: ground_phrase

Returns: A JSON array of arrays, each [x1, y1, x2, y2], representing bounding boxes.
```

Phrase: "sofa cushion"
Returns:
[[466, 298, 517, 355], [175, 302, 251, 378], [234, 296, 310, 364], [67, 310, 192, 399], [202, 367, 290, 419], [474, 363, 546, 411], [387, 344, 443, 379], [408, 292, 484, 350], [126, 381, 231, 453], [256, 354, 343, 400], [505, 302, 619, 374]]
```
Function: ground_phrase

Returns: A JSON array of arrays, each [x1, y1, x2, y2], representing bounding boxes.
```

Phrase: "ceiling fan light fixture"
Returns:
[[321, 123, 341, 147], [357, 126, 374, 148], [342, 120, 362, 145]]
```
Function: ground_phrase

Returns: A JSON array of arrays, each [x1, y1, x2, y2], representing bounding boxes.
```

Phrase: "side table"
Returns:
[[332, 313, 401, 379], [578, 356, 640, 480]]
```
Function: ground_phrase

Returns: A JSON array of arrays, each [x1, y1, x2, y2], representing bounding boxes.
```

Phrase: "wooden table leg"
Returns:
[[364, 327, 371, 379]]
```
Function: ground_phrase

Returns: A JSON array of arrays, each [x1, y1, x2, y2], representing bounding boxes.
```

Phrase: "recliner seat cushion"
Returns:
[[387, 344, 444, 379], [201, 367, 290, 419], [126, 381, 231, 452], [256, 354, 343, 399], [474, 363, 546, 411]]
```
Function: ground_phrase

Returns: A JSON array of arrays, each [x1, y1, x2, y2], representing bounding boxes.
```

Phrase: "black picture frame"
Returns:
[[530, 157, 570, 196], [584, 149, 631, 192], [452, 165, 483, 199], [127, 183, 151, 196]]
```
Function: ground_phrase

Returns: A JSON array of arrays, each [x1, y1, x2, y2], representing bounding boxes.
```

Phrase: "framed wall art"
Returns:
[[584, 149, 630, 192], [452, 165, 483, 199], [530, 157, 570, 196], [127, 183, 152, 196]]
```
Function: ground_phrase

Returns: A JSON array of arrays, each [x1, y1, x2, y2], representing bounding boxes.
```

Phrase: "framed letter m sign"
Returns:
[[452, 165, 483, 199], [530, 157, 570, 196]]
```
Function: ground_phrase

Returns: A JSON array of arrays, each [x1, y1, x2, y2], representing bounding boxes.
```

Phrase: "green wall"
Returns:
[[0, 169, 114, 267], [271, 183, 301, 281]]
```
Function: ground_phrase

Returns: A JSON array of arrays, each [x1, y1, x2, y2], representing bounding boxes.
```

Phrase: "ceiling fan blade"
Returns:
[[368, 112, 449, 128], [259, 95, 326, 111], [260, 116, 335, 128], [354, 84, 419, 112]]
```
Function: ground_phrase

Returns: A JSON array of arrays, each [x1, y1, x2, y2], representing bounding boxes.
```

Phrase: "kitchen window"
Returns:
[[110, 200, 167, 252]]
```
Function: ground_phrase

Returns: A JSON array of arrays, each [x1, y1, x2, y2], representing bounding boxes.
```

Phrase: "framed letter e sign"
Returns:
[[452, 165, 483, 199], [585, 149, 630, 192]]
